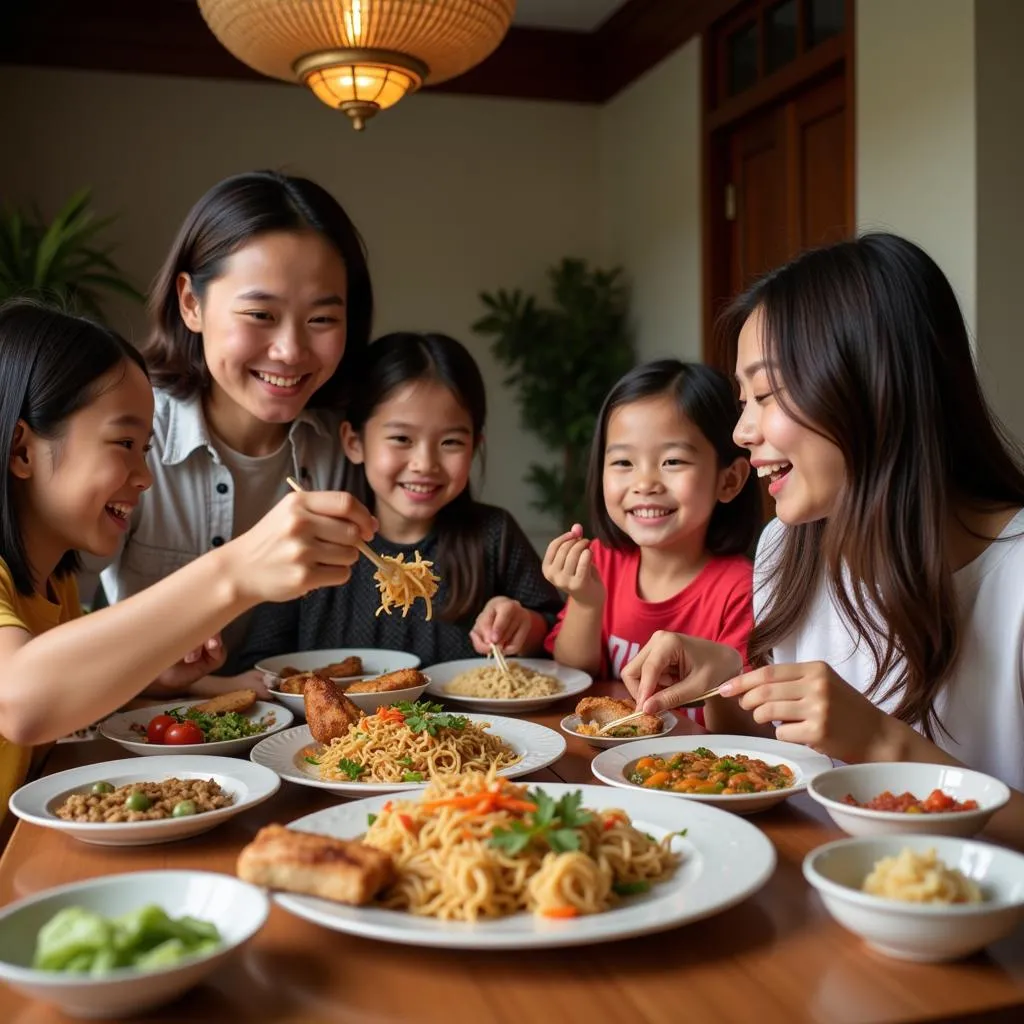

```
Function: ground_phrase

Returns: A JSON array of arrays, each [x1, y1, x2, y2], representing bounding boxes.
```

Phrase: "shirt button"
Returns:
[[216, 482, 229, 494], [211, 536, 225, 547]]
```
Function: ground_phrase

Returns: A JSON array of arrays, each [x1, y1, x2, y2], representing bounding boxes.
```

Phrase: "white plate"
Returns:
[[0, 870, 268, 1018], [256, 647, 421, 682], [99, 700, 292, 758], [559, 710, 679, 748], [591, 734, 833, 814], [270, 783, 776, 949], [8, 756, 281, 847], [423, 657, 592, 713], [249, 714, 567, 796]]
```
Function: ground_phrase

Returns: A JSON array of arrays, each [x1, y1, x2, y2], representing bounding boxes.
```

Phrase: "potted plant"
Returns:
[[474, 258, 634, 531], [0, 187, 143, 317]]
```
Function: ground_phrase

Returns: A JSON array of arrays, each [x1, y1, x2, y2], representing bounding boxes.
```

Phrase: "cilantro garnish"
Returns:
[[394, 700, 469, 736], [612, 880, 651, 896], [304, 755, 320, 765], [693, 746, 715, 759], [367, 813, 378, 827], [335, 757, 365, 780], [488, 789, 593, 857], [402, 771, 424, 783], [398, 756, 414, 767]]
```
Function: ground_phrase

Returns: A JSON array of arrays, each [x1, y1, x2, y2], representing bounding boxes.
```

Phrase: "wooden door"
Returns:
[[725, 70, 849, 300]]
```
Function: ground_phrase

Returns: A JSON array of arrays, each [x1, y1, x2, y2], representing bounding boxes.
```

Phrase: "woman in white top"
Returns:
[[621, 233, 1024, 848], [99, 170, 373, 690]]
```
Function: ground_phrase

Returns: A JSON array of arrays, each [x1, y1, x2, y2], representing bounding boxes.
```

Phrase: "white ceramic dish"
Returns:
[[803, 834, 1024, 962], [591, 734, 832, 814], [271, 677, 431, 720], [0, 870, 269, 1018], [8, 755, 280, 847], [423, 657, 592, 713], [256, 647, 421, 683], [269, 783, 776, 949], [250, 714, 567, 796], [99, 700, 292, 758], [807, 762, 1010, 838], [559, 710, 678, 749]]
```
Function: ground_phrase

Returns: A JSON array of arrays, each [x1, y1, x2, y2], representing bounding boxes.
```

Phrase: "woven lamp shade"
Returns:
[[197, 1, 516, 129]]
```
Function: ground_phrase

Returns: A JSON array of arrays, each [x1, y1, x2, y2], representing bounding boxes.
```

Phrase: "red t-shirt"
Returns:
[[544, 542, 754, 722]]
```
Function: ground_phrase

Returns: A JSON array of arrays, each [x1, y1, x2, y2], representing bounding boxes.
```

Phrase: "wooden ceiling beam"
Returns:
[[0, 0, 746, 105]]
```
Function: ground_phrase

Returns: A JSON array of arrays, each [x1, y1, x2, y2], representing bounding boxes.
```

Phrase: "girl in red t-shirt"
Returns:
[[543, 361, 761, 714]]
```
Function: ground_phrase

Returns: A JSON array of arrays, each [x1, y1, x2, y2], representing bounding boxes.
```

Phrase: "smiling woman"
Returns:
[[96, 171, 376, 682]]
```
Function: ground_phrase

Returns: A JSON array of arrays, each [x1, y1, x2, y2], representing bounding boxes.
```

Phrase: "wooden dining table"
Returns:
[[2, 680, 1023, 1024]]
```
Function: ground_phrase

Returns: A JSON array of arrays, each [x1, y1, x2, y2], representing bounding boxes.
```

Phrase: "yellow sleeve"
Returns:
[[0, 561, 29, 632], [56, 573, 83, 624]]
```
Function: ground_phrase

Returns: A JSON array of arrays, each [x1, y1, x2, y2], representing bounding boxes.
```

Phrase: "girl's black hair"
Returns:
[[586, 359, 760, 555], [0, 299, 149, 595], [143, 170, 373, 408], [341, 332, 490, 621]]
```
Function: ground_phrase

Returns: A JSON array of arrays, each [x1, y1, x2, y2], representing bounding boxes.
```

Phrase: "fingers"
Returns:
[[296, 490, 379, 541], [718, 663, 801, 697], [505, 614, 532, 654], [468, 628, 491, 656], [543, 530, 577, 570]]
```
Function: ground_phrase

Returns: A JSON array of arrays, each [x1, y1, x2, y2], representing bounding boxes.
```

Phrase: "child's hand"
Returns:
[[225, 491, 377, 604], [469, 597, 535, 656], [718, 661, 891, 763], [144, 635, 226, 697], [542, 523, 605, 608], [621, 631, 741, 714]]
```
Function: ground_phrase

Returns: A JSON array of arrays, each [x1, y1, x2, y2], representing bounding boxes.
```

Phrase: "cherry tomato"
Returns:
[[164, 721, 205, 745], [146, 714, 177, 744]]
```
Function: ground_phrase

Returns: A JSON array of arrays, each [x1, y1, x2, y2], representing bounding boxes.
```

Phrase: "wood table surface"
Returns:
[[2, 682, 1023, 1024]]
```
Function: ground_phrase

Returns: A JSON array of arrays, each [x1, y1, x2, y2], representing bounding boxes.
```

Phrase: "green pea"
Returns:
[[125, 790, 151, 812], [171, 800, 197, 818], [90, 781, 114, 795]]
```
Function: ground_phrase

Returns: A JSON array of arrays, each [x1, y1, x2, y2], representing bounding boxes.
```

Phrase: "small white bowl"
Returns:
[[808, 762, 1009, 838], [0, 870, 269, 1018], [559, 711, 678, 749], [803, 834, 1024, 962], [271, 677, 431, 719]]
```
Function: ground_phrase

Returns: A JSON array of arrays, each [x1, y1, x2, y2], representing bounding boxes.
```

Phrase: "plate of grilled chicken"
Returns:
[[560, 696, 678, 749], [266, 666, 430, 719]]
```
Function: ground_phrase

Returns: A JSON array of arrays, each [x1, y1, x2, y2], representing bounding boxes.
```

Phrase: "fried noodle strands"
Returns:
[[374, 550, 441, 620]]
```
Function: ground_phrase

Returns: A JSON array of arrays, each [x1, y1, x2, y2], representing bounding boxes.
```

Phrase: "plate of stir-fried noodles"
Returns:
[[265, 771, 776, 948]]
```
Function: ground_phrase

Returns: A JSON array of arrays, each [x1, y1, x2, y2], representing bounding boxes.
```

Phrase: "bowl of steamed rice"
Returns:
[[802, 834, 1024, 961]]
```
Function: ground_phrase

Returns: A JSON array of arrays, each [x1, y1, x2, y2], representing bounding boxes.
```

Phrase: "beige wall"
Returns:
[[975, 0, 1024, 443], [856, 0, 977, 336], [0, 65, 603, 548], [599, 40, 702, 363]]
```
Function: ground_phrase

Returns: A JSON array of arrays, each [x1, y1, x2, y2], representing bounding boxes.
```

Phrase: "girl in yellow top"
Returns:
[[0, 300, 376, 815]]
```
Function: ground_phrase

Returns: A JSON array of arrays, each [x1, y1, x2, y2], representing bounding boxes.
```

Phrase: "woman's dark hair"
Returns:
[[143, 170, 372, 408], [0, 299, 149, 595], [720, 232, 1024, 739], [342, 332, 488, 621], [586, 359, 760, 556]]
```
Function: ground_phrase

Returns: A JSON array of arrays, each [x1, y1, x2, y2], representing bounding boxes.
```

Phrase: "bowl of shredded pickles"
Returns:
[[0, 870, 269, 1018]]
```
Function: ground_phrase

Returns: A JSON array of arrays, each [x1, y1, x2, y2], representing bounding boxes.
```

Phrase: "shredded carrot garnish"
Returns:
[[541, 906, 579, 919]]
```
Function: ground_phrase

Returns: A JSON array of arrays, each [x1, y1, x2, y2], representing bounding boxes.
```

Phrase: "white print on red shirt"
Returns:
[[608, 635, 641, 680]]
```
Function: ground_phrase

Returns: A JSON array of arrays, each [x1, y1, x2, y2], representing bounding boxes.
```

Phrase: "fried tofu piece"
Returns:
[[344, 668, 426, 694], [237, 824, 394, 905], [575, 696, 663, 736], [304, 674, 364, 745], [192, 689, 257, 715], [318, 656, 363, 678]]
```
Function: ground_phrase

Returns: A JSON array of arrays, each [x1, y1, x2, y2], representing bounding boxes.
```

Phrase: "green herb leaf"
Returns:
[[303, 756, 320, 765], [335, 757, 365, 780], [612, 880, 651, 896], [693, 746, 715, 759], [546, 828, 583, 853], [398, 756, 414, 767], [366, 813, 378, 827], [402, 771, 424, 783], [488, 822, 534, 856]]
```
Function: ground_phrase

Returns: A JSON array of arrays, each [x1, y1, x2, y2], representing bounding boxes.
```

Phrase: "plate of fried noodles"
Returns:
[[423, 657, 592, 713], [268, 771, 776, 948], [249, 707, 566, 795]]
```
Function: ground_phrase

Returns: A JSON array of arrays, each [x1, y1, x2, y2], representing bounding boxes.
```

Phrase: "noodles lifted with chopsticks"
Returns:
[[314, 702, 519, 784], [363, 770, 681, 921], [374, 550, 441, 620], [445, 662, 562, 700]]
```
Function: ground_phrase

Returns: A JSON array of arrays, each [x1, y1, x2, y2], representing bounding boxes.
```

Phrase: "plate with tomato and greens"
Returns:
[[99, 700, 293, 758]]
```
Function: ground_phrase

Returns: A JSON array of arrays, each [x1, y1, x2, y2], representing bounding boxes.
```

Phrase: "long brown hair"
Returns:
[[721, 233, 1024, 738]]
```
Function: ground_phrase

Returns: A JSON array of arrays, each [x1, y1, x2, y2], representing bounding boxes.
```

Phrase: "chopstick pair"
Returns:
[[595, 684, 725, 735], [489, 643, 514, 680], [285, 476, 400, 583]]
